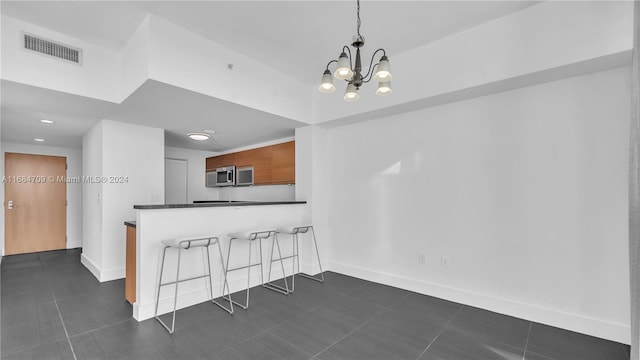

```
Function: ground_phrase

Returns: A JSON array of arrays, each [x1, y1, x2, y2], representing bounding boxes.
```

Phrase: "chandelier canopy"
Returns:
[[319, 0, 392, 101]]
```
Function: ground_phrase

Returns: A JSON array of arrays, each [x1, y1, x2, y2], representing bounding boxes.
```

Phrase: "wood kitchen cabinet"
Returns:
[[236, 146, 273, 185], [125, 223, 136, 304], [271, 141, 295, 184], [206, 153, 236, 171], [205, 141, 295, 185]]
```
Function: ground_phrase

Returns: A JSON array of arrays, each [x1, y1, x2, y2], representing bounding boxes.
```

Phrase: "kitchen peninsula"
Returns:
[[128, 200, 307, 321]]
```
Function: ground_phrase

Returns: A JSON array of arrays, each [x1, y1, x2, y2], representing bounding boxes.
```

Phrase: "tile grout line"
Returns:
[[272, 284, 410, 359], [308, 302, 396, 359], [52, 295, 78, 360], [305, 285, 413, 359], [415, 304, 464, 360], [209, 275, 367, 354], [262, 328, 316, 358], [522, 322, 533, 360], [68, 317, 132, 339], [211, 297, 326, 354]]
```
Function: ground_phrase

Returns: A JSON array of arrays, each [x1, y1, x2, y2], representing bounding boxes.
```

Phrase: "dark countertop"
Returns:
[[124, 221, 136, 227], [133, 201, 306, 210]]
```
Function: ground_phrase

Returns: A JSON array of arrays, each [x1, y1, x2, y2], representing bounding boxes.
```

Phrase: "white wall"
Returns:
[[324, 67, 631, 343], [217, 184, 294, 202], [1, 143, 83, 251], [295, 126, 330, 274], [82, 119, 164, 281], [0, 71, 3, 258], [164, 146, 219, 203], [0, 15, 121, 103], [147, 15, 311, 123], [312, 1, 633, 125], [82, 122, 103, 269]]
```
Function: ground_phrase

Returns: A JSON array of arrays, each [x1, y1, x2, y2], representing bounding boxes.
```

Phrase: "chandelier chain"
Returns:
[[356, 0, 361, 38]]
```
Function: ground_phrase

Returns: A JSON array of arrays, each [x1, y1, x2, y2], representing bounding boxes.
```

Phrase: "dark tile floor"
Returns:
[[0, 249, 631, 360]]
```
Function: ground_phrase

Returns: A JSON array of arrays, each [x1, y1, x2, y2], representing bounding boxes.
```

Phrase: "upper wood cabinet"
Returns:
[[271, 141, 295, 184], [205, 141, 294, 185], [236, 146, 273, 185], [205, 153, 236, 171]]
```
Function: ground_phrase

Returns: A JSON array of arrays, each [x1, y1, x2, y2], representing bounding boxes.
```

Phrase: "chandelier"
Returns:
[[318, 0, 392, 101]]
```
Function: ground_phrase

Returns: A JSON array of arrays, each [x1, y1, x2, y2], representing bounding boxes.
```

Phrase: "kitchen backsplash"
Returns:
[[217, 184, 295, 202]]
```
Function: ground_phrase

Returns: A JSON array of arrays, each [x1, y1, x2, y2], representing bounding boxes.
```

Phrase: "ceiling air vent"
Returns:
[[23, 33, 82, 65]]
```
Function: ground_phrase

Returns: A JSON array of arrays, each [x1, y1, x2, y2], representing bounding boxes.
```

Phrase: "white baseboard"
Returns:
[[100, 267, 125, 282], [67, 242, 82, 249], [81, 254, 125, 282], [135, 287, 212, 321], [81, 254, 101, 281], [134, 262, 307, 322], [328, 261, 630, 345]]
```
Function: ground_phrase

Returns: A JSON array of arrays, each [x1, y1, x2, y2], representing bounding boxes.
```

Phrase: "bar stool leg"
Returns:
[[204, 246, 214, 301], [155, 246, 182, 334], [222, 238, 233, 304], [154, 246, 169, 326], [210, 241, 233, 314], [293, 233, 299, 292], [264, 232, 290, 294], [225, 239, 251, 310], [169, 247, 183, 333], [223, 238, 248, 310], [258, 237, 264, 286], [298, 227, 324, 283]]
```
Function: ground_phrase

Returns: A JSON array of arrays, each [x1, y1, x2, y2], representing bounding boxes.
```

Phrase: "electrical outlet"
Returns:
[[418, 253, 426, 265], [441, 256, 450, 268]]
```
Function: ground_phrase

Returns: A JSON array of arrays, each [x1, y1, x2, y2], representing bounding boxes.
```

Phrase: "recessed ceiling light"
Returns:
[[187, 132, 211, 141], [201, 129, 216, 134], [34, 138, 45, 142], [40, 119, 54, 124]]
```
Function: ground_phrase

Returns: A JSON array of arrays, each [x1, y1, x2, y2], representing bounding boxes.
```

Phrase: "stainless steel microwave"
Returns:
[[206, 166, 235, 187]]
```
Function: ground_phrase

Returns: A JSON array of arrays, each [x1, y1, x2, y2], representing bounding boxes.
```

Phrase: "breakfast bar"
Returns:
[[129, 201, 308, 321]]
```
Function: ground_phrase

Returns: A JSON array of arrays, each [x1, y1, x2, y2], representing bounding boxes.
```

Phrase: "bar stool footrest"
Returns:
[[221, 294, 249, 310], [298, 272, 324, 283], [155, 315, 175, 334], [263, 282, 290, 295], [211, 298, 234, 314]]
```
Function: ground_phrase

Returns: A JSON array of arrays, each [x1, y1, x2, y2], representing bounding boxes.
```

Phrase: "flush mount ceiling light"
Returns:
[[34, 138, 45, 142], [40, 119, 54, 124], [187, 132, 211, 141], [318, 0, 392, 101]]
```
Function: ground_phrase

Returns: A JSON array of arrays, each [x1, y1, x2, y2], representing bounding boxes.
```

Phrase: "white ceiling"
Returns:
[[1, 79, 306, 151], [0, 1, 540, 151]]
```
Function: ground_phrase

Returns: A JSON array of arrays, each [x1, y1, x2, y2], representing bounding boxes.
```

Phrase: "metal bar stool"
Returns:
[[223, 229, 289, 309], [154, 236, 233, 334], [273, 225, 324, 293]]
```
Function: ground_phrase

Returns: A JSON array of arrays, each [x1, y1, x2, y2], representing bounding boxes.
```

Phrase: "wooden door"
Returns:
[[5, 153, 67, 255]]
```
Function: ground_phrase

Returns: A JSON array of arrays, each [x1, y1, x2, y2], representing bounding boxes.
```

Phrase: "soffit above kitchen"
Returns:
[[1, 79, 305, 150]]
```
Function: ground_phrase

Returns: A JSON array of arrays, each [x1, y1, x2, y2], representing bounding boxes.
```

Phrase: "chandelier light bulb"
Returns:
[[334, 53, 354, 80], [344, 83, 360, 102], [376, 82, 392, 96], [318, 70, 336, 93], [374, 56, 393, 82]]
